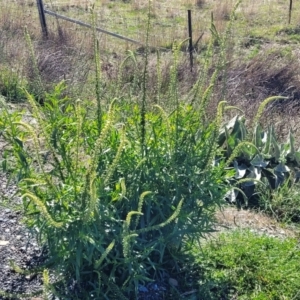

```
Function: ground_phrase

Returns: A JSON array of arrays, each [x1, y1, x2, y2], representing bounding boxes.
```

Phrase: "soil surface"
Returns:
[[213, 206, 299, 240], [0, 171, 45, 300]]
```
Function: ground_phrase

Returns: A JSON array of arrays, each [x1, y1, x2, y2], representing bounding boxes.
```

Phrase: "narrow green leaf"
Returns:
[[18, 152, 28, 167], [263, 125, 272, 155], [252, 124, 262, 149], [13, 137, 23, 148], [289, 130, 295, 156], [239, 119, 247, 141], [272, 135, 281, 161]]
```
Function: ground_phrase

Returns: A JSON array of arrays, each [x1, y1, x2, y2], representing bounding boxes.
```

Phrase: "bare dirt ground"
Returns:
[[213, 207, 299, 240], [0, 171, 45, 300], [0, 124, 46, 299]]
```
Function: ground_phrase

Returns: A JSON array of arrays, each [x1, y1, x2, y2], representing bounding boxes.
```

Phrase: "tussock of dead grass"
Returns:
[[209, 48, 300, 143], [226, 50, 300, 111], [26, 33, 92, 93]]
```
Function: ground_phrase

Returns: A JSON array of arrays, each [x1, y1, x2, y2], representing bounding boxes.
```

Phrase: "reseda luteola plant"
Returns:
[[0, 2, 243, 299], [0, 83, 228, 299], [0, 88, 189, 298]]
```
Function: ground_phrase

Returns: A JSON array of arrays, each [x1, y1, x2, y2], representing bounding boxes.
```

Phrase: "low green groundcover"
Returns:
[[192, 230, 300, 300]]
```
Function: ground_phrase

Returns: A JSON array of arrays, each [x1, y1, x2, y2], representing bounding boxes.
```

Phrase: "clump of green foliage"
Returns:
[[257, 177, 300, 223], [1, 2, 275, 298], [192, 230, 300, 300], [0, 67, 26, 102], [0, 79, 227, 298], [0, 5, 240, 293]]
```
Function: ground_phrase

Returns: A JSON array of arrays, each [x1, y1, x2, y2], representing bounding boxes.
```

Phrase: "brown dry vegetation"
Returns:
[[212, 48, 300, 143], [1, 0, 300, 131]]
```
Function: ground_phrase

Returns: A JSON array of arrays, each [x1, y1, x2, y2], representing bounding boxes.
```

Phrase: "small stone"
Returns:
[[0, 240, 9, 246], [25, 274, 36, 281], [138, 285, 148, 292], [4, 229, 10, 233], [168, 278, 178, 287], [4, 209, 11, 214]]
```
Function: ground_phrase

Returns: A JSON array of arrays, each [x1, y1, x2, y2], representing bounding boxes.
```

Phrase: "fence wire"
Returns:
[[42, 0, 205, 51], [0, 0, 295, 53], [1, 0, 214, 52]]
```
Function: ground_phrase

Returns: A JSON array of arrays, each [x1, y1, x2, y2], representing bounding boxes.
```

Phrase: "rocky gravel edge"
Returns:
[[0, 171, 45, 300]]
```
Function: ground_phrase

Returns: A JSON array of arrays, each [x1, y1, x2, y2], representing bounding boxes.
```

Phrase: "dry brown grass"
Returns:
[[1, 0, 300, 132], [28, 36, 92, 95], [0, 1, 98, 100], [214, 0, 233, 21], [220, 48, 300, 141]]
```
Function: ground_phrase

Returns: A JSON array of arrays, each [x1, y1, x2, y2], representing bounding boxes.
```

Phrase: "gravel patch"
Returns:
[[0, 171, 45, 300]]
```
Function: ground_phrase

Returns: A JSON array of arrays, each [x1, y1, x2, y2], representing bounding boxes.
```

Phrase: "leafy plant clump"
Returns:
[[192, 230, 300, 300], [0, 67, 26, 102], [0, 80, 228, 298], [257, 178, 300, 223], [0, 2, 245, 298]]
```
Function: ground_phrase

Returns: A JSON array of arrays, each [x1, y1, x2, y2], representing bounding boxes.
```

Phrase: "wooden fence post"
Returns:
[[188, 10, 193, 71], [288, 0, 293, 24], [36, 0, 48, 38]]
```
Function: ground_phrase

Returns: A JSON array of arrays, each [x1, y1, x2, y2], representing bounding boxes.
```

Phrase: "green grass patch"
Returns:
[[258, 179, 300, 224], [191, 230, 300, 300], [0, 67, 26, 102]]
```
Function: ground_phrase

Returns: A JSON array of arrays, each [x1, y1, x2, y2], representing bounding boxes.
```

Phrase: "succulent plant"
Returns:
[[218, 113, 300, 206]]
